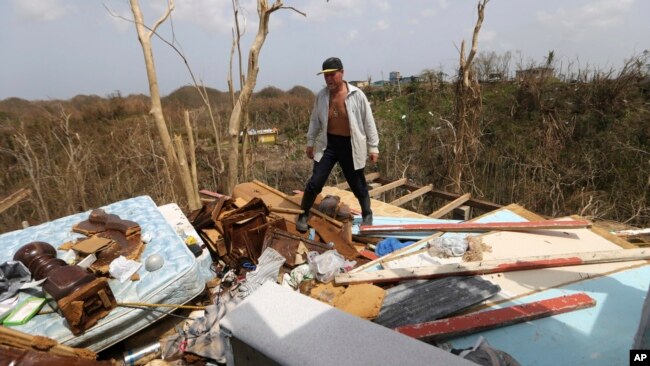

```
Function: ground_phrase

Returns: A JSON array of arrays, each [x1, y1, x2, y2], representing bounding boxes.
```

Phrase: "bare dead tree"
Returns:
[[128, 0, 201, 209], [450, 0, 488, 193], [226, 0, 305, 194], [229, 0, 252, 183]]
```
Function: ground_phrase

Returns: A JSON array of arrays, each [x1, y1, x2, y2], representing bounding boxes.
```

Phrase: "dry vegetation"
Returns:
[[1, 59, 649, 232]]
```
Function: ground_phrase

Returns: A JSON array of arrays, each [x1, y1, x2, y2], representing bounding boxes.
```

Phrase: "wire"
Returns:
[[118, 302, 206, 310]]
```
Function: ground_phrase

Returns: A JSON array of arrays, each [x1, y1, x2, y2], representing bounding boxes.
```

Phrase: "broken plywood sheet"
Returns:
[[382, 208, 645, 304], [321, 186, 428, 219], [475, 219, 647, 303], [352, 204, 530, 273], [233, 182, 298, 222], [374, 277, 500, 328]]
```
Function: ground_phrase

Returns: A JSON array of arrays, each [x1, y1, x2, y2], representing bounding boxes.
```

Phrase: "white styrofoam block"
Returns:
[[220, 282, 474, 366]]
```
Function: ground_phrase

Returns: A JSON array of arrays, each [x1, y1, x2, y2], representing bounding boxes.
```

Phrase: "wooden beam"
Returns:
[[395, 293, 596, 341], [389, 184, 433, 206], [334, 247, 650, 285], [368, 178, 408, 198], [430, 189, 501, 211], [429, 193, 471, 218], [309, 216, 359, 260], [0, 188, 31, 214], [335, 172, 381, 190], [615, 228, 650, 238], [269, 206, 304, 215], [253, 179, 343, 228], [359, 219, 592, 235], [374, 179, 501, 212], [199, 189, 231, 199]]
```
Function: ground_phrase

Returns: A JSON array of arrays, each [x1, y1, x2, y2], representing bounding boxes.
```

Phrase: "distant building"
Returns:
[[515, 67, 554, 82], [399, 75, 424, 85], [389, 71, 401, 83]]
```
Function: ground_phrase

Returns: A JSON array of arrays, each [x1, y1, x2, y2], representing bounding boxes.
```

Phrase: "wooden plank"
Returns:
[[359, 219, 592, 235], [617, 228, 650, 237], [389, 184, 433, 206], [335, 248, 650, 285], [335, 172, 381, 190], [429, 193, 471, 218], [0, 188, 31, 214], [349, 204, 533, 274], [376, 179, 501, 212], [453, 205, 471, 220], [589, 220, 638, 249], [309, 216, 359, 260], [199, 189, 231, 199], [320, 186, 427, 219], [269, 206, 304, 215], [368, 178, 408, 198], [395, 293, 596, 341]]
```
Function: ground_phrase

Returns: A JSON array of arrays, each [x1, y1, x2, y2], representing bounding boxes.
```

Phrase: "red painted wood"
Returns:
[[495, 257, 584, 271], [359, 219, 591, 234], [395, 293, 596, 341], [359, 250, 379, 260]]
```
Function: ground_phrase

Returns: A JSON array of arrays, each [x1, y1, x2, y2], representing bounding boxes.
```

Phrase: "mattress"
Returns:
[[0, 196, 205, 351]]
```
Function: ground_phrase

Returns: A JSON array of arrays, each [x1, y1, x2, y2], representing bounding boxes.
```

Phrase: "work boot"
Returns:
[[296, 213, 309, 233], [360, 195, 373, 226], [296, 191, 317, 233]]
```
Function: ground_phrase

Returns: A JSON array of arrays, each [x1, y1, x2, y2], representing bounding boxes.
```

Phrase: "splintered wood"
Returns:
[[463, 236, 492, 262]]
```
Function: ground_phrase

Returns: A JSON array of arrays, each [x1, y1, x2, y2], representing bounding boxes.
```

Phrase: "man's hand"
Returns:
[[369, 152, 379, 164], [306, 146, 314, 159]]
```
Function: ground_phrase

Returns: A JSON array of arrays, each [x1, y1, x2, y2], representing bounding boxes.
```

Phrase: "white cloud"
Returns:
[[169, 0, 244, 34], [480, 29, 497, 43], [537, 0, 634, 39], [300, 0, 364, 22], [421, 8, 438, 18], [372, 20, 389, 31], [438, 0, 449, 10], [378, 1, 390, 13], [11, 0, 74, 22], [348, 29, 359, 42]]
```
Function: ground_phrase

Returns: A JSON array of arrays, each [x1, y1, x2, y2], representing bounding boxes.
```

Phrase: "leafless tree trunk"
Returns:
[[451, 0, 488, 193], [226, 0, 304, 194], [129, 0, 201, 209]]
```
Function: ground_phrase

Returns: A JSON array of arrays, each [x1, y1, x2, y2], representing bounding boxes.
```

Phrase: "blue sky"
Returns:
[[1, 0, 648, 100]]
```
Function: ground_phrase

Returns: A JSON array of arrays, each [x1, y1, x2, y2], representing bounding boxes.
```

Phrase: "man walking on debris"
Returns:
[[296, 57, 380, 232]]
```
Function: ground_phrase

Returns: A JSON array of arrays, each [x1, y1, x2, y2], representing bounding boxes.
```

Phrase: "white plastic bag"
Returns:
[[427, 236, 468, 257], [307, 250, 354, 283]]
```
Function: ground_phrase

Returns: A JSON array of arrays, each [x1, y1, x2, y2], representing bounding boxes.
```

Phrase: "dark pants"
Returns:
[[304, 134, 369, 200]]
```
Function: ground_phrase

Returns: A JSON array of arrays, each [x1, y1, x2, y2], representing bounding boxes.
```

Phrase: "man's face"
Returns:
[[324, 70, 344, 90]]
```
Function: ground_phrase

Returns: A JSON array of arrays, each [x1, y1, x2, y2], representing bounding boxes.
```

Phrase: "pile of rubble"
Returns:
[[1, 177, 649, 366]]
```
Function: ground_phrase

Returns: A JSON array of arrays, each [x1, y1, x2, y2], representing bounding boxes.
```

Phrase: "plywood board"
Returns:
[[473, 217, 644, 302], [379, 215, 647, 304], [321, 186, 428, 219]]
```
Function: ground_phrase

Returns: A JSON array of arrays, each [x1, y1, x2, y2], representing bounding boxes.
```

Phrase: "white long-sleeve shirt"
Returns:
[[306, 82, 379, 170]]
